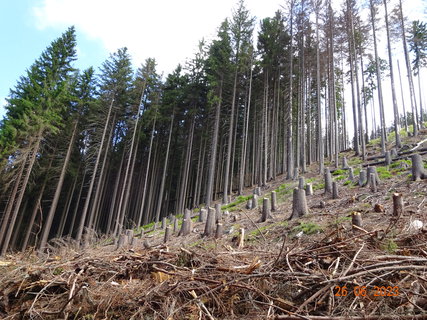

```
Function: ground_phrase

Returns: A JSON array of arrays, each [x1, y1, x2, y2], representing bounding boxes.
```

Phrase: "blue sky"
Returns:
[[0, 0, 284, 121], [0, 0, 425, 134], [0, 0, 109, 119]]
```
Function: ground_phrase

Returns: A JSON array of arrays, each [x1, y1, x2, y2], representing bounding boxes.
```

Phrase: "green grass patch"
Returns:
[[292, 222, 323, 235], [332, 169, 346, 176], [377, 166, 393, 179], [335, 175, 346, 181], [343, 180, 352, 186], [313, 182, 325, 191], [221, 195, 253, 211], [348, 157, 363, 166]]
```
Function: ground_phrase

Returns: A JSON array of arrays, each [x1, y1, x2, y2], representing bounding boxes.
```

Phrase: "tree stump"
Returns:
[[179, 209, 192, 236], [215, 203, 222, 222], [203, 207, 216, 237], [199, 209, 207, 222], [298, 177, 305, 190], [271, 191, 277, 211], [143, 239, 151, 249], [392, 193, 404, 217], [290, 188, 309, 219], [260, 198, 271, 222], [215, 223, 223, 239], [324, 168, 332, 194], [411, 154, 427, 181], [385, 151, 392, 166], [164, 226, 171, 243], [246, 198, 253, 209], [125, 229, 134, 245], [116, 234, 128, 250], [348, 167, 355, 181], [369, 173, 377, 193], [332, 182, 339, 199], [352, 212, 363, 229], [359, 169, 367, 187], [238, 228, 245, 248], [366, 166, 380, 186], [173, 216, 179, 234], [161, 217, 167, 229], [252, 194, 259, 209], [390, 148, 398, 158], [254, 187, 261, 196], [305, 183, 313, 196], [342, 156, 350, 169]]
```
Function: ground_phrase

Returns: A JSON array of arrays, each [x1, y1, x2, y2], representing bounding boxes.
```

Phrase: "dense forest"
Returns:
[[0, 0, 426, 255]]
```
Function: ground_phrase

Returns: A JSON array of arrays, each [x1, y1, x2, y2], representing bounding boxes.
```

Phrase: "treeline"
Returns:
[[0, 0, 426, 254]]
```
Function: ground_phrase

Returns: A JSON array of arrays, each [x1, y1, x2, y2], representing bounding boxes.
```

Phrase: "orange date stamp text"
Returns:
[[334, 285, 399, 297]]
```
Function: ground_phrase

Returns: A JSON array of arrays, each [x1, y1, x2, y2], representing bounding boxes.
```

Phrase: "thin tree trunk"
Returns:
[[39, 120, 78, 251], [76, 98, 114, 242], [154, 112, 175, 225], [383, 0, 401, 148]]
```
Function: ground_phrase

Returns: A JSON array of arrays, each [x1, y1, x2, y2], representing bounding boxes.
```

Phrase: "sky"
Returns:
[[0, 0, 283, 119], [0, 0, 426, 136]]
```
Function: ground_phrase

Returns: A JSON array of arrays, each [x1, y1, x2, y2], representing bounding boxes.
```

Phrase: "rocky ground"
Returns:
[[0, 131, 427, 320]]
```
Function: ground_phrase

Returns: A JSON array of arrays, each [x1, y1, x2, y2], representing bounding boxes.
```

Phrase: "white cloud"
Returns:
[[32, 0, 283, 75]]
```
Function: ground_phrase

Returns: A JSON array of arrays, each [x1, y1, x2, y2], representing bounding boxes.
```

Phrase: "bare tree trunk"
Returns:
[[154, 112, 175, 225], [206, 79, 222, 208], [76, 98, 114, 242], [383, 0, 401, 148], [39, 120, 78, 251], [1, 130, 42, 255], [369, 0, 387, 150]]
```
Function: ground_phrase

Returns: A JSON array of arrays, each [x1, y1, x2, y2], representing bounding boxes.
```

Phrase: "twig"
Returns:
[[341, 242, 364, 277]]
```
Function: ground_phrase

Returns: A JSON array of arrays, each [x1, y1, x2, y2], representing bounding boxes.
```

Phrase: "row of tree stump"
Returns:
[[116, 152, 425, 249]]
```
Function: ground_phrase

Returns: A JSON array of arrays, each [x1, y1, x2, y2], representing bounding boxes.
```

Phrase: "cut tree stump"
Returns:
[[116, 234, 128, 250], [385, 151, 392, 166], [260, 198, 271, 222], [253, 194, 259, 209], [369, 173, 377, 193], [324, 168, 332, 194], [352, 212, 363, 229], [359, 169, 367, 187], [392, 193, 404, 217], [125, 229, 134, 245], [332, 182, 339, 199], [271, 191, 277, 211], [342, 157, 350, 169], [164, 226, 171, 243], [143, 239, 151, 249], [161, 217, 167, 229], [246, 198, 253, 209], [215, 223, 223, 239], [173, 216, 179, 234], [199, 209, 207, 222], [215, 203, 222, 222], [411, 154, 427, 181], [305, 183, 313, 196], [203, 207, 216, 237], [390, 148, 398, 158], [290, 188, 309, 219], [366, 166, 380, 186], [179, 209, 192, 236], [238, 228, 245, 248], [254, 187, 261, 196], [348, 167, 355, 181]]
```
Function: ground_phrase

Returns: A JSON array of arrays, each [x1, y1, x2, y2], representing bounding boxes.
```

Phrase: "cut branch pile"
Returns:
[[0, 225, 426, 319]]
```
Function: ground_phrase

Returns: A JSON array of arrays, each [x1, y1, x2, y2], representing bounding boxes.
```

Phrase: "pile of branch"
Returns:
[[0, 225, 426, 319]]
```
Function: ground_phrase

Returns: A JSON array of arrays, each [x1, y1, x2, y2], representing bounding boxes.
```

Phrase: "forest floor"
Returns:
[[1, 131, 427, 319]]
